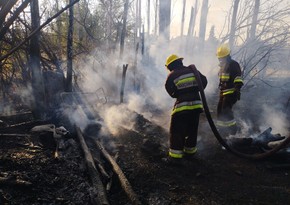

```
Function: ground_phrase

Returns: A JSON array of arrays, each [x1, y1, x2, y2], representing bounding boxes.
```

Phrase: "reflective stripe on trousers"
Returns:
[[184, 146, 197, 154], [216, 119, 237, 128], [169, 149, 183, 158]]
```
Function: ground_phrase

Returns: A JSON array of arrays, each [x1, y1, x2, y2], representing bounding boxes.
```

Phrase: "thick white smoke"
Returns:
[[67, 35, 231, 138], [64, 19, 290, 141]]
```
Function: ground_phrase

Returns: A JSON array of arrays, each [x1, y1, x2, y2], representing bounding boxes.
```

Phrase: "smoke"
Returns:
[[59, 32, 224, 139], [60, 29, 290, 142], [235, 82, 290, 138], [60, 105, 91, 131], [98, 104, 137, 136], [260, 105, 288, 136], [0, 83, 35, 116]]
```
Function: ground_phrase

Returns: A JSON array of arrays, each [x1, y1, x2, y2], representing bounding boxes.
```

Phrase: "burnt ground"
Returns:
[[0, 109, 290, 205]]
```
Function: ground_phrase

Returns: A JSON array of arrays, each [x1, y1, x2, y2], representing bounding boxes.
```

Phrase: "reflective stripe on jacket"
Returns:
[[218, 59, 243, 93], [173, 73, 198, 89], [171, 100, 203, 115], [221, 88, 235, 96], [165, 64, 207, 116]]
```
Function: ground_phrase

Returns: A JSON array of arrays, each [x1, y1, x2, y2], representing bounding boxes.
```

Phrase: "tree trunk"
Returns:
[[120, 64, 128, 103], [107, 0, 112, 50], [187, 7, 194, 36], [0, 0, 81, 63], [138, 0, 141, 37], [0, 0, 30, 41], [0, 0, 18, 29], [134, 0, 138, 46], [199, 0, 209, 44], [147, 0, 150, 34], [30, 0, 46, 119], [55, 0, 62, 56], [181, 0, 186, 36], [66, 0, 74, 92], [159, 0, 171, 40], [249, 0, 260, 41], [229, 0, 240, 48], [119, 0, 129, 59], [154, 0, 158, 36], [50, 0, 62, 71]]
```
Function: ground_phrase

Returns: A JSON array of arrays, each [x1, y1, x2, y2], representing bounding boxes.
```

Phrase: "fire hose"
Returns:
[[191, 67, 290, 160]]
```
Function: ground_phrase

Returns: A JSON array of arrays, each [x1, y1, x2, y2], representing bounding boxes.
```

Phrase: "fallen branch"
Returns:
[[266, 164, 290, 170], [9, 121, 37, 128], [75, 126, 109, 205], [92, 155, 110, 181], [85, 137, 111, 181], [0, 176, 32, 187], [0, 0, 80, 62], [95, 140, 142, 205], [0, 133, 30, 137]]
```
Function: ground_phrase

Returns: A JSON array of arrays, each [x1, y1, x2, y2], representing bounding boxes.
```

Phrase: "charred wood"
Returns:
[[92, 155, 110, 182], [120, 64, 128, 103], [75, 126, 109, 205], [95, 140, 142, 205], [0, 133, 30, 137], [266, 164, 290, 170], [0, 176, 32, 187]]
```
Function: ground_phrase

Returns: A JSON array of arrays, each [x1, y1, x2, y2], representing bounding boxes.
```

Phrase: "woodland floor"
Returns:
[[0, 109, 290, 205]]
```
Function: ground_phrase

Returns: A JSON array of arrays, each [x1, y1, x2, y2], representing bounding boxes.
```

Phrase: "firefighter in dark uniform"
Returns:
[[164, 54, 207, 163], [216, 44, 243, 136]]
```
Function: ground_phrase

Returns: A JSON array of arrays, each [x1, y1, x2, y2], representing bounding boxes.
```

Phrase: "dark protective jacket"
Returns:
[[217, 58, 243, 135], [165, 64, 207, 115], [219, 59, 243, 96]]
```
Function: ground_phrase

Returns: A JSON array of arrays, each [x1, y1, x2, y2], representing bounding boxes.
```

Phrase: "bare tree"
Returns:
[[249, 0, 260, 40], [228, 0, 240, 48], [232, 0, 290, 85], [0, 0, 18, 29], [199, 0, 208, 42], [66, 0, 74, 92], [119, 0, 129, 59], [159, 0, 171, 40], [0, 0, 31, 40], [30, 0, 46, 119], [147, 0, 150, 34], [187, 7, 194, 37], [180, 0, 186, 36], [218, 0, 290, 85], [154, 0, 158, 36]]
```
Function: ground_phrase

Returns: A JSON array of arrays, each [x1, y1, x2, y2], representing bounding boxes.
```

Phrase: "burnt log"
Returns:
[[75, 126, 109, 205], [95, 140, 142, 205]]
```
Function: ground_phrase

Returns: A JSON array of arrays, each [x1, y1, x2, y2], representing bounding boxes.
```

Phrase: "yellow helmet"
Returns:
[[165, 54, 183, 67], [216, 44, 230, 58]]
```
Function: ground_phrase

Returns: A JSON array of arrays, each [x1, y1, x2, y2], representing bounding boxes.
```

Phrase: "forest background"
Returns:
[[0, 0, 290, 137]]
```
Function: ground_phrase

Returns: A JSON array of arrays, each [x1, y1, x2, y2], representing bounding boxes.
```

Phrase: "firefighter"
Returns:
[[216, 44, 243, 136], [164, 54, 207, 164]]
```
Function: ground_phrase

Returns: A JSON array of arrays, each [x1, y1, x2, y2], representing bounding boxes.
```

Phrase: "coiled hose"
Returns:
[[192, 67, 290, 160]]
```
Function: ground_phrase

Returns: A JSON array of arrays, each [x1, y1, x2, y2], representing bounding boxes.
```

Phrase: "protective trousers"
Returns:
[[217, 93, 238, 136], [169, 110, 200, 157]]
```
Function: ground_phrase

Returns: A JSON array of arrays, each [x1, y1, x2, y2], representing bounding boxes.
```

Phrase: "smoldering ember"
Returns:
[[0, 1, 290, 205]]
